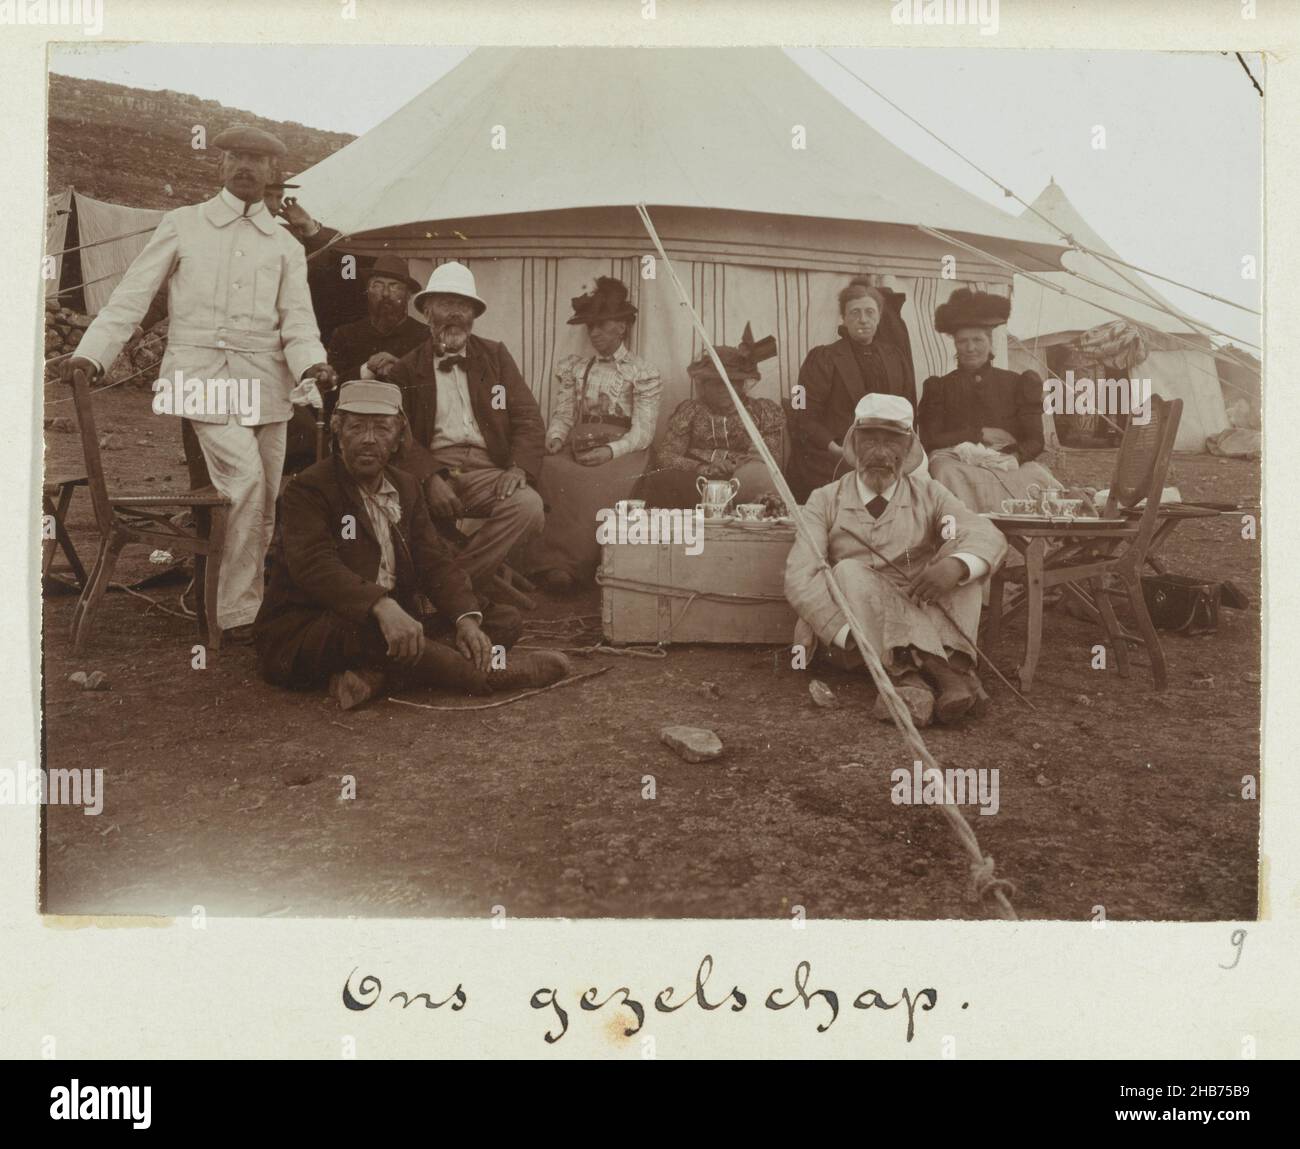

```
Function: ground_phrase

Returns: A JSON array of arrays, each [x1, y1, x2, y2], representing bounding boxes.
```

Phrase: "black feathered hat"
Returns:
[[687, 322, 778, 384], [933, 288, 1011, 335]]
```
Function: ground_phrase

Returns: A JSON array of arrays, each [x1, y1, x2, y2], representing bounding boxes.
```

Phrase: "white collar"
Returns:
[[219, 186, 268, 219], [855, 473, 899, 505]]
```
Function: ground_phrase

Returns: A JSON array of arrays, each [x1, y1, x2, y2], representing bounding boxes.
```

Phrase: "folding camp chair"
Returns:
[[66, 368, 232, 653], [985, 395, 1183, 692]]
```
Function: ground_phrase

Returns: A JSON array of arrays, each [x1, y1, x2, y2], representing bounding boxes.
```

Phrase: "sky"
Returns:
[[49, 43, 1262, 348]]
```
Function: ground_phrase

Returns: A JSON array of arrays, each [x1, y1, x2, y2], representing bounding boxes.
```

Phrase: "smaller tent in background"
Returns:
[[45, 188, 165, 315], [1008, 179, 1232, 452]]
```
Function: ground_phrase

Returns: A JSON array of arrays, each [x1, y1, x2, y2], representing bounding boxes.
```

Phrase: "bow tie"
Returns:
[[436, 354, 467, 373], [597, 355, 616, 364], [865, 494, 889, 519]]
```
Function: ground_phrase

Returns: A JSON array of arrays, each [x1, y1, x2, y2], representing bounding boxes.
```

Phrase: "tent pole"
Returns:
[[636, 202, 1018, 921]]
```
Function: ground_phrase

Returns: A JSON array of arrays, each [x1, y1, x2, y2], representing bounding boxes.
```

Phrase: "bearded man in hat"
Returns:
[[787, 277, 917, 502], [785, 393, 1006, 727], [917, 287, 1060, 514], [254, 380, 569, 710], [637, 324, 787, 509], [522, 276, 662, 591], [379, 261, 547, 589], [63, 123, 338, 643]]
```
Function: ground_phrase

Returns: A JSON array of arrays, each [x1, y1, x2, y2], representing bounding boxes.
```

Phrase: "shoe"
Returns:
[[872, 670, 935, 727], [225, 623, 256, 645], [329, 668, 387, 711], [538, 569, 575, 595], [486, 650, 571, 693], [916, 652, 976, 724]]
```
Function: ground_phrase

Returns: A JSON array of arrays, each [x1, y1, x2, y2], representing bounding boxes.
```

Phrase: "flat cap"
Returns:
[[336, 380, 403, 416], [212, 123, 287, 158], [851, 392, 914, 434]]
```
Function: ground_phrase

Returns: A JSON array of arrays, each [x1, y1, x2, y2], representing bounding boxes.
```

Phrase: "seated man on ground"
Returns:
[[253, 381, 568, 711], [784, 394, 1007, 727], [636, 323, 786, 508]]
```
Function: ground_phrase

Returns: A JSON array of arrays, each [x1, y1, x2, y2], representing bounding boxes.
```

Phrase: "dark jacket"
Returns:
[[389, 333, 546, 483], [297, 224, 368, 344], [788, 334, 916, 497], [326, 315, 428, 385], [917, 362, 1045, 462], [254, 455, 479, 662]]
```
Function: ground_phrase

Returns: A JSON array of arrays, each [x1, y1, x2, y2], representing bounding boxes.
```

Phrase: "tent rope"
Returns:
[[638, 202, 1018, 920], [819, 48, 1260, 320]]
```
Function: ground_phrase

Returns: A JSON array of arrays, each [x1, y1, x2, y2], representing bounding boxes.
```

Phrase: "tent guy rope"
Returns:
[[637, 202, 1019, 920]]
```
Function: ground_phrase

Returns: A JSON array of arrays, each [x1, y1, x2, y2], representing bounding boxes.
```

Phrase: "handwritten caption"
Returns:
[[343, 954, 950, 1044]]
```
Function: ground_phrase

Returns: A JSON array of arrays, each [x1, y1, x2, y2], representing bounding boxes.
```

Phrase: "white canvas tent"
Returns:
[[1007, 179, 1230, 451], [291, 47, 1067, 428], [45, 189, 165, 314]]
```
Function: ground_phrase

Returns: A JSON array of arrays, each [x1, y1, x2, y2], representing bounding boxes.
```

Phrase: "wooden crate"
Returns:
[[599, 520, 799, 644]]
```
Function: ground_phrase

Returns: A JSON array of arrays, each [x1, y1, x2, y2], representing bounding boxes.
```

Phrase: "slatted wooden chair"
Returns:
[[985, 395, 1183, 692], [66, 368, 232, 653]]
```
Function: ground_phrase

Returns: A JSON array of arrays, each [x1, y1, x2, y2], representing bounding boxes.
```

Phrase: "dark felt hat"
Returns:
[[933, 288, 1011, 335], [687, 322, 778, 384], [362, 254, 421, 294], [212, 123, 288, 158], [567, 277, 638, 326]]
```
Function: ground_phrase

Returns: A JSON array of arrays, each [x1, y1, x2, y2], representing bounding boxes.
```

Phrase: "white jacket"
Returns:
[[77, 188, 326, 425]]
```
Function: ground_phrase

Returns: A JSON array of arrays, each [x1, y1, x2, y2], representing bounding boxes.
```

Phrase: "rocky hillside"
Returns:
[[47, 73, 354, 209]]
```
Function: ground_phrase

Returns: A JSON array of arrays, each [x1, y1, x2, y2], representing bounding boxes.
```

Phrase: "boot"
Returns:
[[329, 668, 387, 711], [486, 649, 571, 693], [916, 651, 976, 724]]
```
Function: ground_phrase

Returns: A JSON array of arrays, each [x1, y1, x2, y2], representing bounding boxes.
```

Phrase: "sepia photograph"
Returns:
[[37, 35, 1261, 927]]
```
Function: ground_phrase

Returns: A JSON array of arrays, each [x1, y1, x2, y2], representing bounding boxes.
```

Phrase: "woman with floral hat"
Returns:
[[526, 277, 663, 591], [637, 324, 787, 509]]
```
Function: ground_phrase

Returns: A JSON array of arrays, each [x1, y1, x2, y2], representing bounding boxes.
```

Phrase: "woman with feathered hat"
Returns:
[[525, 276, 663, 591], [917, 288, 1060, 513], [637, 324, 787, 508]]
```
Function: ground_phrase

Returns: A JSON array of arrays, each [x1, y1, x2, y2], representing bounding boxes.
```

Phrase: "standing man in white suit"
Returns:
[[63, 124, 338, 643]]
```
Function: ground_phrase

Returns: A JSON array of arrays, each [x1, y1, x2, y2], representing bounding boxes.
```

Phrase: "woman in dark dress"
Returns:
[[918, 288, 1059, 512]]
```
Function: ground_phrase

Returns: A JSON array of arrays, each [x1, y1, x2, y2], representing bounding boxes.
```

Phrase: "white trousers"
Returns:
[[191, 419, 287, 629]]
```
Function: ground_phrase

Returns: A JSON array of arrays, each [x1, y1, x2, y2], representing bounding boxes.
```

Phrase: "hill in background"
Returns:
[[47, 73, 355, 209]]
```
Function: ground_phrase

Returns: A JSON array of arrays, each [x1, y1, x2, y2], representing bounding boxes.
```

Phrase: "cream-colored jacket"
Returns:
[[77, 188, 326, 425]]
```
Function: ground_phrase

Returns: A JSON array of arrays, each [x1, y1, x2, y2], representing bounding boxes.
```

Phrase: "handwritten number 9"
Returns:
[[1219, 928, 1246, 970]]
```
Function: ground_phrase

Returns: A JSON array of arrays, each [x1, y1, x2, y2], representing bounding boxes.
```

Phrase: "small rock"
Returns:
[[660, 724, 723, 762], [839, 761, 864, 770], [47, 416, 77, 433], [1191, 675, 1214, 689], [83, 670, 110, 691], [68, 671, 87, 687], [99, 433, 123, 451], [873, 682, 935, 727], [700, 680, 722, 700], [1035, 772, 1052, 787], [809, 679, 838, 708], [1072, 693, 1094, 707], [135, 438, 149, 447]]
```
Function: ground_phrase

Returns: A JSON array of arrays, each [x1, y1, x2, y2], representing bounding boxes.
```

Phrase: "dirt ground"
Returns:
[[41, 385, 1261, 921]]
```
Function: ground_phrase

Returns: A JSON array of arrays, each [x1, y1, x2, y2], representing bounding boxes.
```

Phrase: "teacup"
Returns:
[[696, 501, 730, 521], [734, 503, 765, 521], [1043, 496, 1083, 518], [1001, 498, 1038, 515]]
